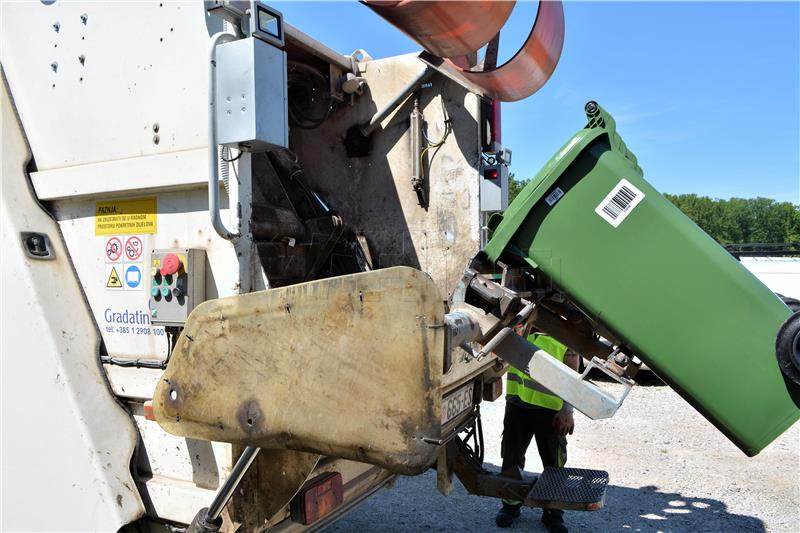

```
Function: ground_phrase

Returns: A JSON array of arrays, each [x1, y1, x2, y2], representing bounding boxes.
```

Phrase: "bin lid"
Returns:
[[484, 102, 642, 265]]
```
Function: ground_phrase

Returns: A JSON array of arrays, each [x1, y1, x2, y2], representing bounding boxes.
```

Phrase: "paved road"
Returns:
[[329, 381, 799, 532]]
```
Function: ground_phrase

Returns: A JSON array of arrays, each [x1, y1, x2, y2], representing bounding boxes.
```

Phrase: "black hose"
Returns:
[[287, 61, 335, 129]]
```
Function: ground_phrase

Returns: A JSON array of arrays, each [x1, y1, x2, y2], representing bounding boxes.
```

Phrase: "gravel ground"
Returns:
[[328, 379, 799, 532]]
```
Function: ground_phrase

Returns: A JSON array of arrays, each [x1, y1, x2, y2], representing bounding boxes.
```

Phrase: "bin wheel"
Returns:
[[776, 310, 800, 386]]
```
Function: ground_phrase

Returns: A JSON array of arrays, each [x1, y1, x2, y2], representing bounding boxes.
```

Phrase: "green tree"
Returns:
[[664, 193, 800, 244], [507, 173, 530, 205]]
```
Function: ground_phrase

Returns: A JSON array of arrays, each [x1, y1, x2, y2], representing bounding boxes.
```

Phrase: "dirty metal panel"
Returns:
[[289, 54, 482, 299], [154, 267, 445, 475]]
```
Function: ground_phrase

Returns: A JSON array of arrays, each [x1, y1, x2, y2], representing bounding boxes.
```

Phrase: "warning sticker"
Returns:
[[103, 234, 150, 291], [125, 236, 143, 261], [105, 237, 122, 262], [95, 197, 157, 236], [106, 266, 124, 288]]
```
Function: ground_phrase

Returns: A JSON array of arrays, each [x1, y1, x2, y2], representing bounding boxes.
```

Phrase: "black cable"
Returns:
[[100, 356, 166, 369], [476, 405, 485, 464], [419, 95, 453, 167], [100, 326, 178, 369], [221, 148, 242, 162], [287, 61, 335, 130]]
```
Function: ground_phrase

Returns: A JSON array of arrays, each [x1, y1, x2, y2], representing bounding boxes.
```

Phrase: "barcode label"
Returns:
[[545, 187, 564, 206], [594, 179, 645, 227]]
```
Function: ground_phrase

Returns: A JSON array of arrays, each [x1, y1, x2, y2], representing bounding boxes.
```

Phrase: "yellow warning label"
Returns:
[[95, 197, 157, 236], [151, 255, 188, 270], [106, 267, 123, 288]]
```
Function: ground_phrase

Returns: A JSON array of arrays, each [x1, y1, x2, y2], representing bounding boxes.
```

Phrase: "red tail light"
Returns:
[[291, 472, 344, 525], [483, 167, 499, 180]]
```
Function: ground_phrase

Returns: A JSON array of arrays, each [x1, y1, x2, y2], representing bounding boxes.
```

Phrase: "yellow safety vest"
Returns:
[[506, 334, 567, 411]]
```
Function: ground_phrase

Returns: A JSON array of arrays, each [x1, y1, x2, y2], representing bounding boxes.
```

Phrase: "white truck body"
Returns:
[[1, 1, 503, 529]]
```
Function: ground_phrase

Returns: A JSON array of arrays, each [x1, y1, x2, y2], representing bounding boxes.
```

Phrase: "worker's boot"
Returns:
[[495, 502, 521, 528], [541, 508, 567, 533]]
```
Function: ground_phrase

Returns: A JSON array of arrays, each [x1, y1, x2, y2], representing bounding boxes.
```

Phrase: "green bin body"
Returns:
[[484, 104, 799, 455]]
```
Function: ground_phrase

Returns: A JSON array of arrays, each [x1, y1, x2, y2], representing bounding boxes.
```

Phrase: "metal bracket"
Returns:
[[474, 300, 535, 360], [489, 334, 634, 420], [580, 356, 635, 404]]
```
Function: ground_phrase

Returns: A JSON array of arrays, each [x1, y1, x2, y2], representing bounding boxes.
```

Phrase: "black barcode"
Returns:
[[595, 179, 645, 228], [601, 185, 638, 220], [545, 187, 564, 206]]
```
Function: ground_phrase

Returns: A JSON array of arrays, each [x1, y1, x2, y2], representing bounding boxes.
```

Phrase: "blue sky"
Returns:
[[273, 1, 799, 203]]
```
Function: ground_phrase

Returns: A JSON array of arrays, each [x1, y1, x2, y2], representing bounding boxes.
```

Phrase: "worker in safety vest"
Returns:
[[495, 333, 580, 533]]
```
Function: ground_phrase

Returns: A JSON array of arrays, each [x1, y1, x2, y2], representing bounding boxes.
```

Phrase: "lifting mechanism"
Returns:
[[3, 0, 797, 529], [138, 2, 799, 530], [170, 263, 622, 532], [169, 2, 608, 530]]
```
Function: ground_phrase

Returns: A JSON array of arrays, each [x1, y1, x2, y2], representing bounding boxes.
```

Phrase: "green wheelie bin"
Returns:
[[483, 102, 799, 456]]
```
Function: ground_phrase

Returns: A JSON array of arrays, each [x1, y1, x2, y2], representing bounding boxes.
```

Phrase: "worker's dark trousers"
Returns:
[[500, 400, 567, 518]]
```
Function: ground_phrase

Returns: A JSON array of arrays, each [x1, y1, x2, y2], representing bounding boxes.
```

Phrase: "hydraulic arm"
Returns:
[[153, 105, 799, 521]]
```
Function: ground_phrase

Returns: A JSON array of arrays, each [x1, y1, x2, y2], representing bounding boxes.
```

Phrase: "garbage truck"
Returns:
[[2, 1, 798, 531]]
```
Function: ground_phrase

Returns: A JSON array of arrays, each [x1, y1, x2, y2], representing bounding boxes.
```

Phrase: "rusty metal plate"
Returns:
[[153, 267, 445, 476], [447, 0, 565, 101], [365, 1, 515, 59], [368, 0, 564, 101]]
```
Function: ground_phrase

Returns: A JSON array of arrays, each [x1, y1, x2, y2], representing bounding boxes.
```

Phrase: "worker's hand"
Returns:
[[552, 410, 574, 437]]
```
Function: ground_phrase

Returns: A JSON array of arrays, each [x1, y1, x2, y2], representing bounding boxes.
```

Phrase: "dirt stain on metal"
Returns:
[[237, 399, 265, 434]]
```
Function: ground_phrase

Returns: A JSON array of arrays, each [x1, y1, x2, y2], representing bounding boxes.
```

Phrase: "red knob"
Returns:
[[160, 253, 182, 276]]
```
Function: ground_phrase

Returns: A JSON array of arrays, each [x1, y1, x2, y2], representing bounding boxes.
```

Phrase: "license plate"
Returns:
[[441, 382, 474, 425]]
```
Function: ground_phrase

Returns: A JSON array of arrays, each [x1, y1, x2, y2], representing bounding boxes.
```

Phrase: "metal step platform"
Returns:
[[524, 467, 609, 511]]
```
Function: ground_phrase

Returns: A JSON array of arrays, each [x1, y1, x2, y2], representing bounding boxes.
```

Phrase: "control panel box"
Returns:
[[148, 249, 206, 326], [479, 162, 509, 212], [215, 36, 288, 150]]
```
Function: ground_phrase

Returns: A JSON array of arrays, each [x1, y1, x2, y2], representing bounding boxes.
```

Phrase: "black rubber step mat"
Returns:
[[525, 467, 608, 510]]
